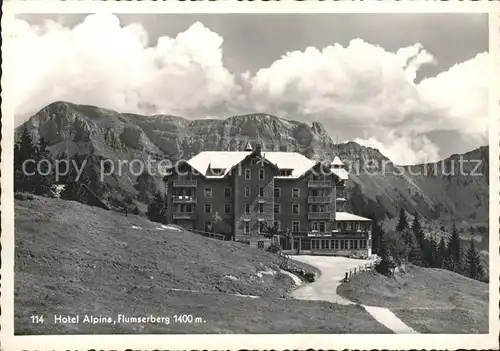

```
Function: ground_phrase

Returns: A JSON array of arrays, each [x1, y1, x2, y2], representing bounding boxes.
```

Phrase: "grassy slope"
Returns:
[[337, 265, 489, 333], [15, 196, 389, 334]]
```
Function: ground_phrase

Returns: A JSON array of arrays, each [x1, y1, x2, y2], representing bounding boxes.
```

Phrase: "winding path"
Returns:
[[291, 255, 418, 334]]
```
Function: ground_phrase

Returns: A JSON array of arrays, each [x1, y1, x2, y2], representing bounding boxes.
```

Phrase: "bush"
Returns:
[[14, 192, 35, 201], [266, 243, 281, 254]]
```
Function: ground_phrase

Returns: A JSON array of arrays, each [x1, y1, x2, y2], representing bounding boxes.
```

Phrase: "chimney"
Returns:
[[255, 143, 262, 154]]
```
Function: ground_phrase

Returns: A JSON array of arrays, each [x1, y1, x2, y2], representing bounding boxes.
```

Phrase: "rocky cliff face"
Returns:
[[16, 101, 489, 228]]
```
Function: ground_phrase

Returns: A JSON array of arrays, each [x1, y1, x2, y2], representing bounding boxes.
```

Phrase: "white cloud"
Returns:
[[10, 14, 238, 122], [8, 14, 488, 165], [245, 39, 488, 164]]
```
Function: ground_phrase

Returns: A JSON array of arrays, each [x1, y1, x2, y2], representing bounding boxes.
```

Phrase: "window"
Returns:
[[244, 221, 250, 234], [340, 240, 345, 250], [311, 204, 318, 212], [251, 159, 258, 166], [244, 187, 251, 197], [258, 203, 264, 213], [312, 240, 320, 250], [245, 203, 250, 213], [274, 204, 280, 214], [292, 203, 300, 214], [258, 186, 264, 197], [319, 205, 326, 213], [334, 240, 339, 249], [319, 221, 326, 232], [311, 222, 318, 231], [224, 188, 231, 198], [273, 221, 281, 230], [311, 189, 319, 196], [204, 221, 212, 232], [204, 204, 212, 213], [292, 188, 300, 198], [204, 188, 212, 198], [292, 221, 300, 232], [258, 221, 266, 233], [321, 240, 329, 249], [361, 240, 367, 249], [244, 169, 251, 180], [349, 240, 354, 249], [353, 240, 358, 249], [337, 203, 344, 211], [259, 169, 265, 180], [274, 187, 281, 198], [224, 204, 231, 214]]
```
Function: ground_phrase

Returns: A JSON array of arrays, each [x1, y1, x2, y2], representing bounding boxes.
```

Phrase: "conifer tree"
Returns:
[[437, 236, 447, 269], [396, 208, 409, 232], [146, 191, 167, 224], [32, 137, 55, 196], [423, 235, 437, 267], [465, 239, 485, 281], [404, 228, 423, 266], [14, 127, 37, 193], [411, 212, 425, 250], [447, 223, 462, 273]]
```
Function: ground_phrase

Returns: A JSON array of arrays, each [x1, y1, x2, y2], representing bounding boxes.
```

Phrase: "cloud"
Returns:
[[8, 14, 488, 165], [245, 39, 488, 164], [10, 14, 238, 122]]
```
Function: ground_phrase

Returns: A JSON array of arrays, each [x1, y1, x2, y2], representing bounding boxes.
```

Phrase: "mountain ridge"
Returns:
[[17, 101, 489, 228]]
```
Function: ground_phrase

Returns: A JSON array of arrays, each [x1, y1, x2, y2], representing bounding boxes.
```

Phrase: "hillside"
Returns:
[[15, 196, 390, 334], [17, 101, 489, 227], [337, 265, 489, 333]]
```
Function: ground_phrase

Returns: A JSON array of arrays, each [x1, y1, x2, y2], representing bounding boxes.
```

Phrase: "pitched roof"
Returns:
[[187, 151, 251, 178], [331, 156, 344, 166], [185, 150, 349, 180], [262, 152, 316, 178], [335, 212, 372, 222]]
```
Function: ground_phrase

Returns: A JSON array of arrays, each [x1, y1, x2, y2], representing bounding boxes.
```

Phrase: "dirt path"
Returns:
[[291, 255, 418, 334]]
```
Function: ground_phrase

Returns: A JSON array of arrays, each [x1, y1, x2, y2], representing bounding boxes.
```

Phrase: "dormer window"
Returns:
[[279, 169, 292, 177]]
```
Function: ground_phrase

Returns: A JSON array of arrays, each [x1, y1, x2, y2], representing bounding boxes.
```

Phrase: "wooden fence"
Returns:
[[188, 228, 226, 241], [343, 259, 380, 283]]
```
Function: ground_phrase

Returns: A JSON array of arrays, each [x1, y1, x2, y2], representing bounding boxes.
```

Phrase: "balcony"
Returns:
[[307, 231, 332, 237], [172, 180, 197, 188], [308, 180, 332, 188], [172, 196, 197, 204], [308, 196, 331, 204], [173, 212, 197, 220], [308, 212, 332, 220]]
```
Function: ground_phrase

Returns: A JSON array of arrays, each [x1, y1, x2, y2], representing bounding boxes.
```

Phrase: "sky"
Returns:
[[7, 13, 489, 165]]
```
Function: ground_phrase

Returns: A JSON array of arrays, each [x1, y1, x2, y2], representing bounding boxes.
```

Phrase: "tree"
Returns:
[[465, 239, 485, 281], [396, 208, 409, 232], [403, 228, 423, 266], [437, 236, 447, 269], [32, 137, 55, 195], [446, 223, 463, 273], [422, 236, 437, 267], [411, 212, 425, 251], [146, 191, 167, 224], [383, 230, 412, 266], [14, 127, 37, 193]]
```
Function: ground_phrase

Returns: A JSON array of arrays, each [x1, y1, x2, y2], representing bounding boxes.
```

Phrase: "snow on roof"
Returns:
[[331, 156, 344, 166], [186, 150, 350, 180], [187, 151, 251, 177], [262, 152, 316, 178], [331, 168, 349, 181], [335, 212, 372, 222]]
